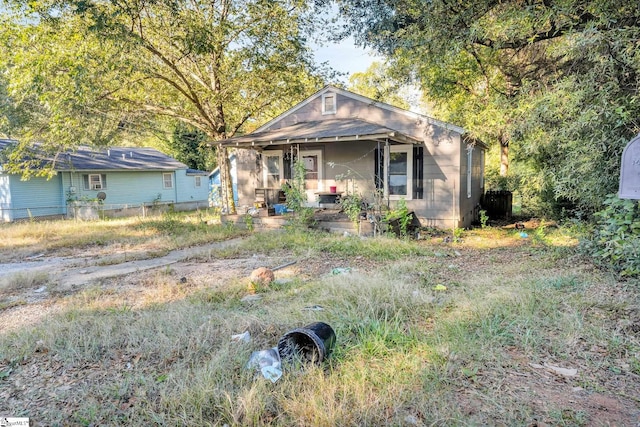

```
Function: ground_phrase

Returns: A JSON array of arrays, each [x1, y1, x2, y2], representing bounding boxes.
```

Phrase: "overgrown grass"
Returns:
[[0, 271, 50, 294], [1, 226, 639, 425], [0, 210, 245, 262], [213, 229, 434, 261]]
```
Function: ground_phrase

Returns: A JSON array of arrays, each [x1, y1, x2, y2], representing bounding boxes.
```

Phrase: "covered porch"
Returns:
[[220, 118, 423, 212]]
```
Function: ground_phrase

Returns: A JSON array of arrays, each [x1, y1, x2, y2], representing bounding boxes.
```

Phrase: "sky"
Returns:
[[313, 36, 381, 78], [314, 37, 428, 114]]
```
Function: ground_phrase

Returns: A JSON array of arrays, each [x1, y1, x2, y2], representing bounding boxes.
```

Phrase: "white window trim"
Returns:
[[385, 145, 413, 200], [88, 174, 103, 190], [262, 150, 283, 187], [467, 146, 473, 199], [301, 149, 324, 205], [163, 172, 174, 189], [322, 93, 337, 115], [195, 176, 202, 188]]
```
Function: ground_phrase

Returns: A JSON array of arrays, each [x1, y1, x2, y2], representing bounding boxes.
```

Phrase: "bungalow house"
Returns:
[[220, 85, 487, 229], [0, 140, 210, 221]]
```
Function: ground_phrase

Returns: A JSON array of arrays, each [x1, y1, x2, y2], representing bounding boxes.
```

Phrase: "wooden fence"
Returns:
[[482, 191, 512, 219]]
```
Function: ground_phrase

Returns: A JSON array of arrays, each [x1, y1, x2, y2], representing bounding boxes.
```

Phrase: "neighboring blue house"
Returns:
[[0, 139, 210, 221], [209, 154, 238, 210]]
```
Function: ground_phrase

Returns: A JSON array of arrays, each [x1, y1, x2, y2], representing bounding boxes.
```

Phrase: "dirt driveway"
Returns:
[[0, 237, 308, 333]]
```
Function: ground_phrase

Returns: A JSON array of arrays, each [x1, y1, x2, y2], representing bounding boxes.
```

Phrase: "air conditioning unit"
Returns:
[[92, 184, 102, 190]]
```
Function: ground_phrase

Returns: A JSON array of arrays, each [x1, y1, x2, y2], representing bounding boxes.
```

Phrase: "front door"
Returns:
[[301, 150, 323, 206]]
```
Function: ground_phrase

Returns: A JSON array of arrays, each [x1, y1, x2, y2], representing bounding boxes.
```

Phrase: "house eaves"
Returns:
[[186, 169, 209, 176], [255, 85, 466, 135], [220, 118, 422, 148], [463, 134, 489, 150]]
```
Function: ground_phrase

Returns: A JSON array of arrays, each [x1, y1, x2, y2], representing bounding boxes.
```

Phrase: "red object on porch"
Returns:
[[329, 186, 337, 193]]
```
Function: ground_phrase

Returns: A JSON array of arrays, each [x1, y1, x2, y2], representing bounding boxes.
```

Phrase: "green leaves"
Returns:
[[334, 0, 640, 217], [347, 62, 411, 109], [1, 0, 326, 178], [583, 195, 640, 278]]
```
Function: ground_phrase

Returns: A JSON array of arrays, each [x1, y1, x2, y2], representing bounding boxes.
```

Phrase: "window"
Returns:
[[302, 153, 319, 190], [322, 93, 337, 115], [374, 145, 423, 200], [195, 176, 202, 188], [163, 172, 174, 189], [83, 174, 107, 190], [262, 151, 283, 187], [467, 146, 473, 198], [387, 146, 413, 199]]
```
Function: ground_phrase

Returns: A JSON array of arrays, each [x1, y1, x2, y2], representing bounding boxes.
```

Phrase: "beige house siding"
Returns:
[[263, 92, 461, 146], [227, 86, 484, 229]]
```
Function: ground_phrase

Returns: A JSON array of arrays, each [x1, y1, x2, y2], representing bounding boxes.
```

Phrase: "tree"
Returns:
[[1, 0, 328, 213], [0, 13, 136, 177], [348, 62, 410, 109], [332, 0, 640, 215], [167, 124, 214, 172]]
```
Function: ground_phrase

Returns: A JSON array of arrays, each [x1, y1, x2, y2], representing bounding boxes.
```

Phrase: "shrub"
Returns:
[[581, 195, 640, 277], [283, 160, 315, 229], [339, 193, 365, 226], [385, 198, 413, 237]]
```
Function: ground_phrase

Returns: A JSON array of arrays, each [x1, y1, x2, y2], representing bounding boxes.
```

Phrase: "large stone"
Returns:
[[249, 267, 275, 288], [619, 133, 640, 199]]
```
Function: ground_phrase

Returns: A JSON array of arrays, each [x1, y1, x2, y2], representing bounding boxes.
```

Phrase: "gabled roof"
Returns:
[[221, 118, 421, 148], [255, 85, 466, 135], [0, 140, 187, 171], [57, 147, 188, 171]]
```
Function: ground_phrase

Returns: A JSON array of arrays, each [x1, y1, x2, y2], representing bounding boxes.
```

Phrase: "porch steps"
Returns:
[[221, 213, 374, 236]]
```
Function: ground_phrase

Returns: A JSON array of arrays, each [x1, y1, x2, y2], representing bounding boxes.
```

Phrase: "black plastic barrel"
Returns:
[[277, 322, 336, 364]]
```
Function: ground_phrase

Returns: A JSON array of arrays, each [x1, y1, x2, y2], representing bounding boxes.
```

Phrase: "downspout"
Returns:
[[452, 178, 457, 233]]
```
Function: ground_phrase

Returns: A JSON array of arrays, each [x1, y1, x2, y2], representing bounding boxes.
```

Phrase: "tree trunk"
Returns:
[[223, 148, 236, 214], [217, 145, 237, 215], [499, 131, 509, 177]]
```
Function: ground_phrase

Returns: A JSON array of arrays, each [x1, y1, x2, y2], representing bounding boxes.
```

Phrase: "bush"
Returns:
[[581, 195, 640, 277]]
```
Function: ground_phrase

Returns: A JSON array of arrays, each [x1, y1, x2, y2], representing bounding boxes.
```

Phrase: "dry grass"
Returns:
[[0, 223, 639, 426], [0, 210, 244, 263]]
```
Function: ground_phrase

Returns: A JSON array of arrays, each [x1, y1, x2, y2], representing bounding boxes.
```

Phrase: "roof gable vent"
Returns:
[[322, 93, 337, 115]]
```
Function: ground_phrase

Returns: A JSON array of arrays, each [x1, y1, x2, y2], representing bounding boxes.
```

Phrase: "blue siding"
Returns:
[[6, 173, 65, 220], [62, 170, 175, 205], [1, 168, 210, 222], [175, 171, 210, 203], [62, 170, 208, 207]]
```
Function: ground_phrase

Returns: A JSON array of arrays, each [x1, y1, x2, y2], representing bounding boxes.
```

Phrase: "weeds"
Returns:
[[0, 271, 50, 293], [0, 211, 245, 264], [1, 227, 638, 426]]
